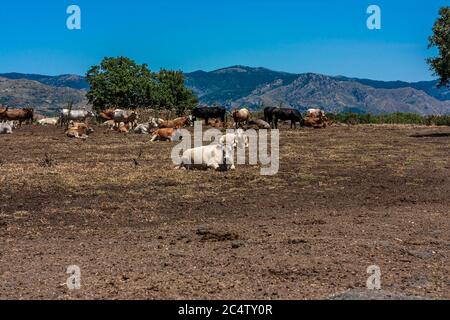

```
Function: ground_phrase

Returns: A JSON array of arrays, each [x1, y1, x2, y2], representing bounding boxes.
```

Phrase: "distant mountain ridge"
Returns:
[[0, 73, 89, 90], [0, 77, 87, 115], [1, 67, 449, 115]]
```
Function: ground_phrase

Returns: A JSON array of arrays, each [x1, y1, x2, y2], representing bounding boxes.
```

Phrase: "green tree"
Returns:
[[157, 69, 198, 116], [86, 57, 198, 114], [86, 56, 156, 111], [427, 7, 450, 87]]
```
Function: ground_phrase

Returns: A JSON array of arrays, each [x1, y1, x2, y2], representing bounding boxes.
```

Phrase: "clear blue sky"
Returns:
[[0, 0, 447, 81]]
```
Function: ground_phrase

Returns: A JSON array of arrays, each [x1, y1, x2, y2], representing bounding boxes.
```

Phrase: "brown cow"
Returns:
[[0, 106, 7, 121], [66, 123, 94, 139], [301, 116, 332, 129], [150, 127, 182, 142], [99, 108, 116, 121], [232, 108, 251, 128], [159, 117, 191, 129], [117, 122, 133, 134], [207, 119, 225, 128], [2, 107, 34, 127]]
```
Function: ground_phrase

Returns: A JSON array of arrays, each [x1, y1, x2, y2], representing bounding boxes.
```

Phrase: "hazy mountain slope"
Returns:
[[336, 76, 450, 101], [235, 73, 450, 115], [0, 77, 87, 115], [0, 73, 89, 90]]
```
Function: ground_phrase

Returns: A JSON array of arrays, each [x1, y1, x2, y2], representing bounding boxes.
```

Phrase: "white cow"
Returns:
[[177, 143, 235, 171], [60, 109, 95, 127], [38, 117, 59, 126], [149, 117, 165, 128], [113, 110, 138, 128], [0, 121, 14, 134], [219, 129, 249, 149], [307, 108, 326, 118], [134, 118, 163, 135]]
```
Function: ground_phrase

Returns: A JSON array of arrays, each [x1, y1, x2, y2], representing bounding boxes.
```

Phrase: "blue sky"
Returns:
[[0, 0, 447, 81]]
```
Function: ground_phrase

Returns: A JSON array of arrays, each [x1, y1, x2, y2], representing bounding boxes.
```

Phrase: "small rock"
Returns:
[[231, 241, 244, 249]]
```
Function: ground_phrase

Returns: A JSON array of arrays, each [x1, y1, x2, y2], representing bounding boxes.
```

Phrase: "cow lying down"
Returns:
[[177, 142, 235, 171], [0, 121, 15, 134], [66, 123, 94, 140], [219, 129, 249, 148], [151, 128, 182, 142]]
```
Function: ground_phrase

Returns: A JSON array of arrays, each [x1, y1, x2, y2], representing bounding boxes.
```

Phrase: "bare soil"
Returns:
[[0, 124, 449, 300]]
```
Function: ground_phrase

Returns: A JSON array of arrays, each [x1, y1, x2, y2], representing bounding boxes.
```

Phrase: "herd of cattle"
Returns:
[[0, 105, 331, 170]]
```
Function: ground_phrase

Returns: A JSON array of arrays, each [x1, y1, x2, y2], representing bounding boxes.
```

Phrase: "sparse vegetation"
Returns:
[[328, 112, 450, 126]]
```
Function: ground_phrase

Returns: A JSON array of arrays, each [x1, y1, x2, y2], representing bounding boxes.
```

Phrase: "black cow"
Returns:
[[264, 107, 277, 124], [272, 108, 303, 129], [192, 106, 226, 124]]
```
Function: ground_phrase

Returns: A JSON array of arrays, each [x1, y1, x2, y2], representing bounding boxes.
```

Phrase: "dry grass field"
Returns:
[[0, 124, 449, 299]]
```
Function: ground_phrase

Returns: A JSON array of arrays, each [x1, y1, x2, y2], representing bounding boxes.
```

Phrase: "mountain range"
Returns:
[[1, 66, 449, 116]]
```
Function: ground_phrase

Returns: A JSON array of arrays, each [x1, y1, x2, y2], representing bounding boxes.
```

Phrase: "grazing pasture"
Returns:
[[0, 124, 449, 299]]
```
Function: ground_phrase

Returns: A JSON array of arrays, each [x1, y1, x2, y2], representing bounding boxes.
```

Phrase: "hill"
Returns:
[[0, 77, 87, 115], [1, 67, 450, 115]]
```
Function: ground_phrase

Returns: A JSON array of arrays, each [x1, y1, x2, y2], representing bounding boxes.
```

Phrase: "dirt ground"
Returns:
[[0, 124, 449, 300]]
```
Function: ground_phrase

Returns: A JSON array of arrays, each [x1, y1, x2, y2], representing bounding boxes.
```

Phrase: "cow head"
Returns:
[[222, 143, 235, 170], [235, 129, 249, 149]]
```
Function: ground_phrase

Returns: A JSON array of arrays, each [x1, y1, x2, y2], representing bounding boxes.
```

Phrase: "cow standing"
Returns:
[[264, 107, 277, 125], [1, 107, 34, 127], [60, 109, 95, 127], [192, 106, 226, 125], [272, 108, 303, 129], [232, 108, 251, 128], [113, 110, 138, 129]]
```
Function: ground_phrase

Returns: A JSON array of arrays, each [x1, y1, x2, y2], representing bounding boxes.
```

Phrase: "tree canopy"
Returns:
[[427, 7, 450, 87], [86, 57, 198, 115]]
